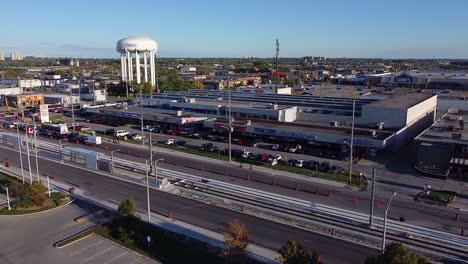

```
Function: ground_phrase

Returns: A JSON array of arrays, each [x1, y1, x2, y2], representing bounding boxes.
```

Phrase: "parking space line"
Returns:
[[128, 257, 143, 264], [70, 240, 103, 256], [80, 244, 116, 263], [102, 251, 128, 264]]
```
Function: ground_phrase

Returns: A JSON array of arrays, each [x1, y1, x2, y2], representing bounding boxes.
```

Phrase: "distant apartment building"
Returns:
[[0, 52, 4, 61], [10, 52, 24, 61]]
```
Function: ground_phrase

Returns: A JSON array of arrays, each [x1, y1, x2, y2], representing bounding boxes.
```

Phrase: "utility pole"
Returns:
[[275, 38, 279, 94], [349, 100, 355, 185], [70, 87, 75, 132], [47, 176, 51, 197], [32, 113, 39, 182], [140, 84, 144, 146], [146, 159, 151, 222], [16, 118, 25, 184], [228, 81, 232, 163], [382, 192, 397, 253], [149, 132, 153, 174], [22, 109, 33, 184], [369, 168, 376, 227], [5, 186, 10, 210]]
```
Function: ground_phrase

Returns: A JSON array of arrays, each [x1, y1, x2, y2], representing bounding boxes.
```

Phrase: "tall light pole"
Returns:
[[348, 100, 356, 185], [146, 159, 151, 222], [31, 114, 39, 182], [382, 191, 397, 253], [369, 168, 376, 228], [154, 158, 164, 182], [15, 119, 25, 184], [21, 109, 33, 184], [275, 38, 279, 94], [70, 87, 75, 132], [227, 80, 232, 163], [140, 85, 145, 146]]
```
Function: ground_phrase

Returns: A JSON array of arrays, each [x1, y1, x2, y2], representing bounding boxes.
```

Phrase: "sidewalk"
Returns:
[[0, 165, 281, 264], [114, 139, 347, 188]]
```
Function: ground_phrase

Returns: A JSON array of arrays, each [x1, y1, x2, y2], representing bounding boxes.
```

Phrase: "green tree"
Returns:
[[225, 219, 249, 250], [20, 181, 48, 207], [191, 80, 204, 90], [278, 240, 318, 264], [117, 197, 137, 217], [365, 243, 429, 264], [135, 82, 154, 95]]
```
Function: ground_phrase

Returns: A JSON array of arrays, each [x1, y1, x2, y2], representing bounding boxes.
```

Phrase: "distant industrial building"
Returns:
[[179, 66, 196, 73], [415, 109, 468, 179], [237, 84, 292, 95], [0, 79, 41, 89], [10, 52, 23, 61], [55, 82, 79, 93], [74, 87, 107, 102]]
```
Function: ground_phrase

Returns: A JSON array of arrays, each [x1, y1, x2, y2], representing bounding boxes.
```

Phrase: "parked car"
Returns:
[[295, 160, 306, 168], [165, 138, 176, 145], [289, 145, 302, 153], [114, 130, 130, 137], [105, 128, 116, 135], [143, 125, 154, 132], [256, 153, 268, 161], [328, 165, 343, 174], [176, 140, 187, 146], [241, 151, 254, 159], [271, 144, 280, 151], [207, 135, 218, 141], [304, 160, 318, 170], [267, 154, 282, 163], [129, 134, 142, 140], [210, 146, 220, 152], [188, 133, 202, 139], [318, 161, 331, 172], [63, 111, 73, 117], [201, 143, 214, 151], [286, 159, 297, 166], [250, 139, 263, 147], [79, 126, 91, 131], [231, 149, 243, 157]]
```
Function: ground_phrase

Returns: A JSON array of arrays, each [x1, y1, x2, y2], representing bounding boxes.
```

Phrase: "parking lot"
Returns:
[[60, 234, 158, 264]]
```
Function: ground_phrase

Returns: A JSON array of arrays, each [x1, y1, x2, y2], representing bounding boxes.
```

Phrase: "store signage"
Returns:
[[233, 125, 247, 132], [394, 74, 414, 83]]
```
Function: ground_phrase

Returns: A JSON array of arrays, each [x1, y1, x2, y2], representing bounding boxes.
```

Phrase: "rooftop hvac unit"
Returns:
[[246, 120, 252, 125], [176, 110, 182, 116], [376, 122, 384, 130], [452, 133, 462, 139], [330, 121, 339, 127], [270, 103, 279, 110], [370, 130, 378, 137]]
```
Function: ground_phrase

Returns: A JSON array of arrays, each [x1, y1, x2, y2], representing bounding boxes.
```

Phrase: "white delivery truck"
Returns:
[[85, 131, 102, 145]]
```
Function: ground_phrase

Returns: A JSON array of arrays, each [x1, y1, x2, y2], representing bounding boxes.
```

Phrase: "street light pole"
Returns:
[[227, 81, 232, 163], [382, 191, 397, 253], [154, 158, 164, 182], [110, 149, 120, 174], [47, 176, 51, 197], [145, 159, 151, 223], [369, 168, 376, 227], [15, 121, 25, 184], [22, 109, 33, 184], [32, 114, 39, 182], [70, 88, 75, 132], [348, 100, 356, 185]]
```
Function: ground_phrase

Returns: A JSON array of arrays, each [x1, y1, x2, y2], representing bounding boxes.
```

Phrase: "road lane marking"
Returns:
[[80, 244, 116, 263], [102, 251, 128, 264], [70, 240, 103, 256]]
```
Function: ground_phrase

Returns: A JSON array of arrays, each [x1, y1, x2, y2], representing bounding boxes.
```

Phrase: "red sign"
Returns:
[[26, 127, 34, 134], [233, 126, 247, 132]]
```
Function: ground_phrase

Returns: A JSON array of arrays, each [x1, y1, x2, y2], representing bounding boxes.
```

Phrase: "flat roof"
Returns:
[[365, 94, 434, 109], [415, 109, 468, 145]]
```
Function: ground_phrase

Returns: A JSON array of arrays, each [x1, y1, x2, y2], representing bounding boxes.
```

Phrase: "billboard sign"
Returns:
[[39, 104, 49, 123]]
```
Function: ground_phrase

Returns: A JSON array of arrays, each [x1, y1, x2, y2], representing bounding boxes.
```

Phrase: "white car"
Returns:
[[267, 154, 282, 162], [289, 145, 302, 153], [165, 138, 176, 145], [271, 144, 279, 150], [114, 130, 130, 137], [130, 134, 142, 140], [241, 151, 254, 159], [295, 160, 305, 168]]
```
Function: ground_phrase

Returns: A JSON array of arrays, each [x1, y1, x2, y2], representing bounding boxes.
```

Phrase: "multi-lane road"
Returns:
[[0, 145, 377, 264]]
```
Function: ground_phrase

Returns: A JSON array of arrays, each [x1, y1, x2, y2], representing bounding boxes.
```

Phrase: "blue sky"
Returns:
[[1, 0, 468, 58]]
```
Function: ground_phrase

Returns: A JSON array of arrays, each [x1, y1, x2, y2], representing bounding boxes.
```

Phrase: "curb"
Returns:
[[54, 226, 96, 248]]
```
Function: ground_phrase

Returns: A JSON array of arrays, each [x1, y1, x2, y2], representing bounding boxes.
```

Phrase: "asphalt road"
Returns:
[[32, 132, 468, 234], [0, 146, 377, 264]]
